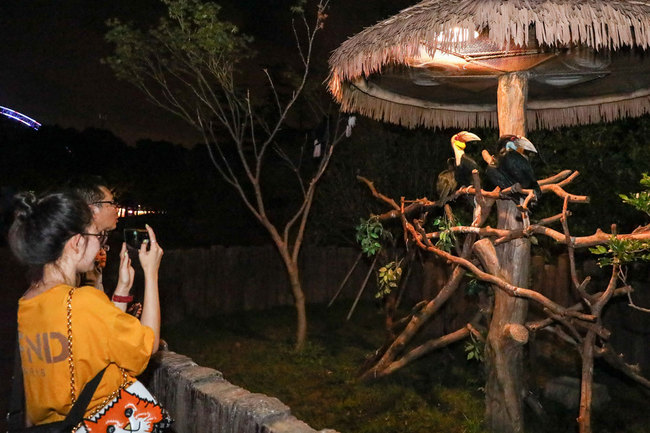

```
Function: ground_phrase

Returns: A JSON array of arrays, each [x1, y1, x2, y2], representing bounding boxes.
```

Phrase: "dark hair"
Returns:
[[66, 175, 109, 205], [8, 191, 92, 266]]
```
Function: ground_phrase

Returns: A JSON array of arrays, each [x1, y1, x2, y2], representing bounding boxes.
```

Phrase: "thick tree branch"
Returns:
[[409, 227, 596, 322], [360, 234, 477, 381], [374, 321, 483, 379], [538, 169, 573, 185]]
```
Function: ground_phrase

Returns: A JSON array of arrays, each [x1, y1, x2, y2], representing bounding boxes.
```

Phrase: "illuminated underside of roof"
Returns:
[[329, 0, 650, 130]]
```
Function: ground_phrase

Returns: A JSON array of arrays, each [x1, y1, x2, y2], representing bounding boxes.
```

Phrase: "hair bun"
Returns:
[[13, 192, 37, 221]]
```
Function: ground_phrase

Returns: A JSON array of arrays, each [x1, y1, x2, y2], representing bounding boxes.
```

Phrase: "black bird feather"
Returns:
[[485, 135, 541, 202]]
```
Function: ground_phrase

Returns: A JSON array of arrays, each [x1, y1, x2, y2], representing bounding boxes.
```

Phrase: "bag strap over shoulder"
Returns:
[[7, 286, 108, 430], [7, 339, 25, 431], [65, 286, 77, 403], [60, 367, 107, 429], [8, 336, 107, 430]]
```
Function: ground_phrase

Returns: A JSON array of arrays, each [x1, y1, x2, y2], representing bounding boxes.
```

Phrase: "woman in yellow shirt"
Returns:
[[9, 190, 163, 426]]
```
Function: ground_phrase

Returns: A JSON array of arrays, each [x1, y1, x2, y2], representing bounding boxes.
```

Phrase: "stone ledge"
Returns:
[[144, 351, 338, 433]]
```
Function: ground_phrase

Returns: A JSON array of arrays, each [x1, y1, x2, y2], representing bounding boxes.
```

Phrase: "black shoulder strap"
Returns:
[[61, 366, 107, 427], [7, 334, 108, 430], [7, 338, 25, 430]]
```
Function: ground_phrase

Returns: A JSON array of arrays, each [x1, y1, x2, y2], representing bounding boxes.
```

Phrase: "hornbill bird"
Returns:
[[484, 135, 542, 203], [436, 131, 482, 201], [435, 158, 457, 202]]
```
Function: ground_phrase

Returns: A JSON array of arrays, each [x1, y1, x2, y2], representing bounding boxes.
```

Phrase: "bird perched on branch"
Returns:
[[484, 135, 542, 203], [436, 158, 457, 202], [436, 131, 482, 201]]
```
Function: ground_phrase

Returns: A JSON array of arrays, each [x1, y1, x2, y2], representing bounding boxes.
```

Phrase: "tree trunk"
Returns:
[[286, 259, 307, 350], [497, 72, 528, 136], [578, 331, 596, 433], [485, 71, 530, 433], [273, 237, 308, 351], [485, 201, 530, 433]]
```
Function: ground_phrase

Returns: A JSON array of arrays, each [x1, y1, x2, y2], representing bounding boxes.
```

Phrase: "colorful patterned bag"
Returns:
[[76, 381, 171, 433]]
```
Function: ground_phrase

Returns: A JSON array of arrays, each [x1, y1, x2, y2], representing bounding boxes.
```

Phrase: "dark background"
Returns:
[[0, 0, 413, 145]]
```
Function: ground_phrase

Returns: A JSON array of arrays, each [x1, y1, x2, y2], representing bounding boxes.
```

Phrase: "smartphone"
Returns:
[[123, 228, 150, 250]]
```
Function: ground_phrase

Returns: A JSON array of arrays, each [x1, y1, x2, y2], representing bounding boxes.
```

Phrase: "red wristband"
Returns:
[[112, 294, 133, 303]]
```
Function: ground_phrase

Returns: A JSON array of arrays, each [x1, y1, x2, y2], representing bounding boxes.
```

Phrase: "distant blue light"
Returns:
[[0, 106, 41, 130]]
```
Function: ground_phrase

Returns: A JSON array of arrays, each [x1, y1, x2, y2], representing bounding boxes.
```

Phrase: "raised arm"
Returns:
[[138, 224, 163, 353], [112, 243, 135, 312]]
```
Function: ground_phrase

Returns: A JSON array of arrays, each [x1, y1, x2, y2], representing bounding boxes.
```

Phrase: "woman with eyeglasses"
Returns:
[[8, 190, 163, 427]]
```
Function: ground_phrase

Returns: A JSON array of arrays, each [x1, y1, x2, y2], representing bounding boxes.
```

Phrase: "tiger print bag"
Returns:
[[75, 380, 172, 433]]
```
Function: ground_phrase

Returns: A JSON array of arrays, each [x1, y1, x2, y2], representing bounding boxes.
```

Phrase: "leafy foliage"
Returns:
[[432, 216, 458, 252], [590, 175, 650, 266], [105, 0, 252, 90], [355, 217, 387, 256], [376, 260, 403, 299], [464, 333, 484, 363], [619, 173, 650, 217], [290, 0, 308, 13], [589, 237, 650, 267]]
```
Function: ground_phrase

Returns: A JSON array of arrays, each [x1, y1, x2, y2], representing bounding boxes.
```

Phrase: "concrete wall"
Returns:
[[143, 350, 338, 433]]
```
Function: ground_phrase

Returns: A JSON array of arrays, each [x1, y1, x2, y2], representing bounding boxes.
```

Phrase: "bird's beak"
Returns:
[[453, 139, 466, 150], [457, 131, 481, 143], [516, 136, 537, 153]]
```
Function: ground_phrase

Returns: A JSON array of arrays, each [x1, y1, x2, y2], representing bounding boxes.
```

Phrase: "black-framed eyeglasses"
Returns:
[[92, 200, 119, 207], [81, 232, 109, 246]]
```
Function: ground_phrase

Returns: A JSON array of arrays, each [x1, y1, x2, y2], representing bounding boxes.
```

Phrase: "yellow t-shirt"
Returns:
[[18, 284, 155, 425]]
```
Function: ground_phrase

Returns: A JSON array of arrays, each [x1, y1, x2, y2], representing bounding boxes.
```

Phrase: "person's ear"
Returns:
[[66, 234, 83, 255], [89, 205, 100, 216]]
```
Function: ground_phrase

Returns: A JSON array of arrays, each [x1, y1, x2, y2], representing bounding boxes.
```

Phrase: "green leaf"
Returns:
[[355, 217, 387, 257], [589, 245, 608, 255], [375, 260, 404, 298]]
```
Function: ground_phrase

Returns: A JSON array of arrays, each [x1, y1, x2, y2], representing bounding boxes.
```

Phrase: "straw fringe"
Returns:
[[339, 82, 650, 130], [329, 0, 650, 85], [530, 95, 650, 129], [340, 82, 498, 130]]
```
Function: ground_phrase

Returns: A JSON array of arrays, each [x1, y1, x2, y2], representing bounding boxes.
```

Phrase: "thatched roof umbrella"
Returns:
[[328, 2, 650, 433], [329, 0, 650, 133]]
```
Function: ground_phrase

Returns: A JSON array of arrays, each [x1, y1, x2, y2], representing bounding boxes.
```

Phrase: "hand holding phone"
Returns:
[[124, 228, 150, 249], [124, 228, 149, 260], [138, 225, 163, 277]]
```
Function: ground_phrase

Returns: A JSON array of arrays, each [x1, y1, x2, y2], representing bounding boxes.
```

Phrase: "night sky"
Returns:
[[0, 0, 411, 146], [0, 1, 201, 144]]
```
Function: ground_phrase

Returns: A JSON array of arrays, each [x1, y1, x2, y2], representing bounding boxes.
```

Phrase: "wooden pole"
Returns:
[[556, 253, 571, 306], [543, 264, 557, 302], [347, 255, 378, 321], [497, 72, 528, 136], [485, 71, 529, 433], [530, 255, 545, 294], [328, 251, 363, 307]]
